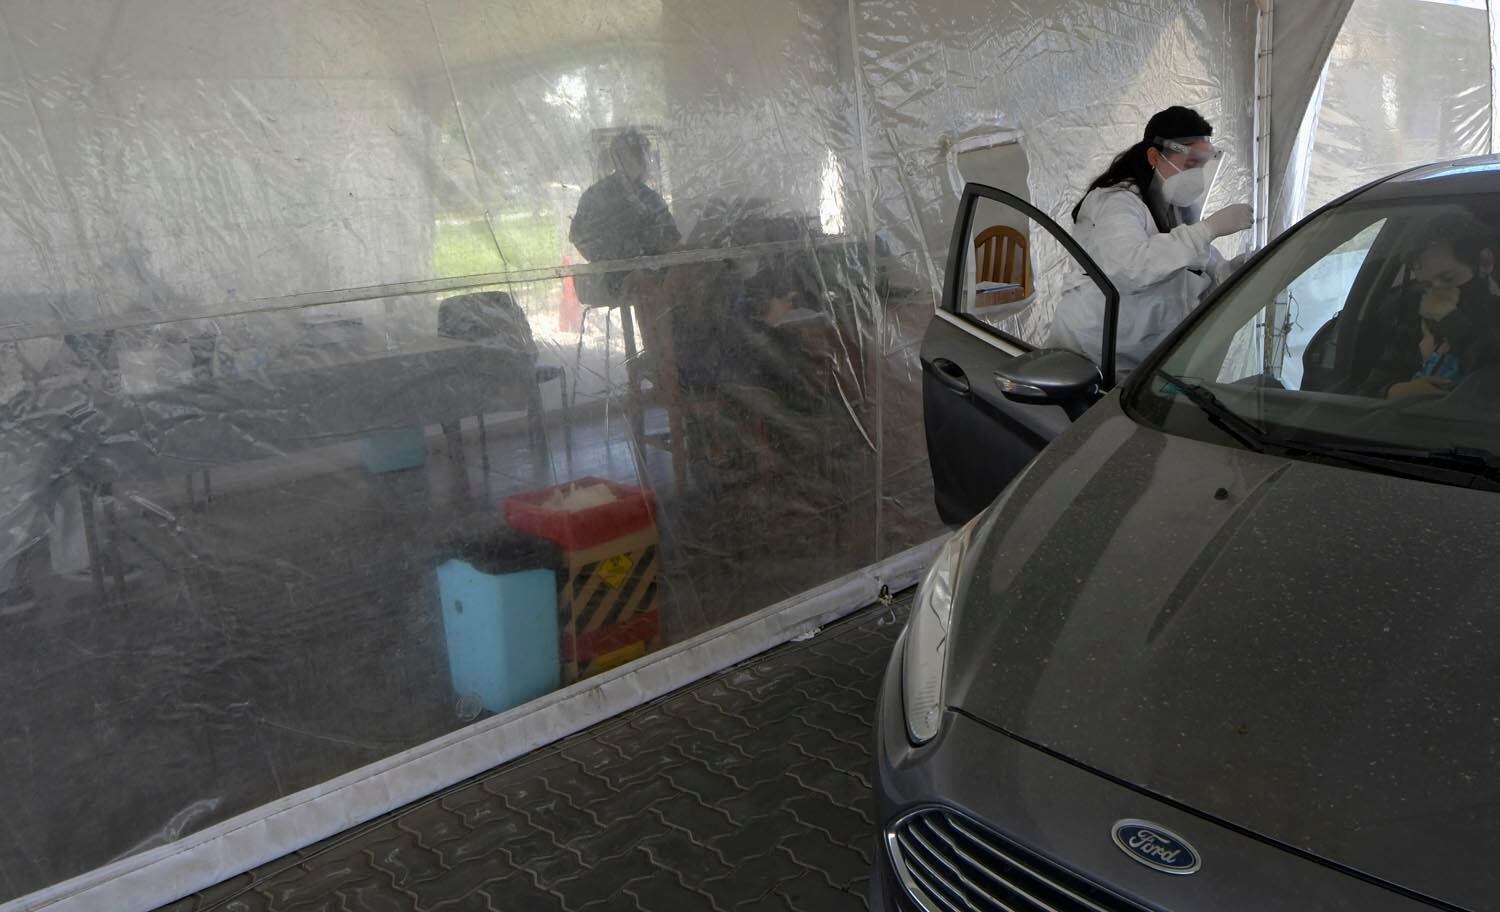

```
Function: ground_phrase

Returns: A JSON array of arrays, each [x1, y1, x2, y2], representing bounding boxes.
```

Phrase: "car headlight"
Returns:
[[903, 519, 977, 745]]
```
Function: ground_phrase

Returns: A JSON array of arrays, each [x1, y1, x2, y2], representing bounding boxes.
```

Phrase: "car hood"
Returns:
[[949, 400, 1500, 910]]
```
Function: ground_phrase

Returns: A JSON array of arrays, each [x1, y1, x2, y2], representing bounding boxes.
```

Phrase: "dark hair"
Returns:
[[610, 129, 649, 162], [1425, 310, 1479, 351], [1425, 306, 1500, 379], [1464, 332, 1500, 373], [1071, 106, 1214, 229], [1418, 213, 1490, 270]]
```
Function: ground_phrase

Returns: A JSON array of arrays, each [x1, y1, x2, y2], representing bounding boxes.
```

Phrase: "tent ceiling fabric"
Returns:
[[9, 0, 664, 80], [1298, 0, 1493, 215], [1267, 0, 1357, 228]]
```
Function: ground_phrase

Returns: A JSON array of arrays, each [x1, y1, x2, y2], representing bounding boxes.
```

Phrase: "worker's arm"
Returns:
[[1084, 191, 1216, 293]]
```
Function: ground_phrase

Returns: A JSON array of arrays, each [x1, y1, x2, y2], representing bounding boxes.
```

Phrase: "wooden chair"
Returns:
[[974, 225, 1032, 295]]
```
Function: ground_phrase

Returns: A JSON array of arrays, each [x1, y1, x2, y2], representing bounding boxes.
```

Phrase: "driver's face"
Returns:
[[1416, 244, 1475, 290]]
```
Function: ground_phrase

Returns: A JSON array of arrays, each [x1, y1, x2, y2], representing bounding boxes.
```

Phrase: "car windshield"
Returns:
[[1128, 193, 1500, 486]]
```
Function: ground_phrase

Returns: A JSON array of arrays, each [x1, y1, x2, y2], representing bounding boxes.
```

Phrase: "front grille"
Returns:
[[889, 808, 1150, 912]]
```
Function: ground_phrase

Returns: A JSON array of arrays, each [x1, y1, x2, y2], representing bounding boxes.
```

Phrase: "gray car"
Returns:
[[873, 158, 1500, 911]]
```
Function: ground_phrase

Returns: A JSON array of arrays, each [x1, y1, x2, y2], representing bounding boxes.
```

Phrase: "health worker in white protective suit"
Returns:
[[1048, 106, 1253, 377]]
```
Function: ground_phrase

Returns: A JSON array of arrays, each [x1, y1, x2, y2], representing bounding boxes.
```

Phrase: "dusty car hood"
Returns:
[[949, 400, 1500, 910]]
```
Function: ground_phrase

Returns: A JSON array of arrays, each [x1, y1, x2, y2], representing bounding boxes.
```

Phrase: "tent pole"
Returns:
[[1255, 0, 1283, 376], [1254, 0, 1273, 251], [1490, 0, 1499, 154]]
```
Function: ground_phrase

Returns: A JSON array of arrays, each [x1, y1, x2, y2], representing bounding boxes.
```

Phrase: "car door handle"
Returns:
[[930, 358, 971, 395]]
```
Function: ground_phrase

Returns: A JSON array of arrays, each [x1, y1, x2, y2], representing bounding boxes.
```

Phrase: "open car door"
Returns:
[[922, 183, 1120, 525]]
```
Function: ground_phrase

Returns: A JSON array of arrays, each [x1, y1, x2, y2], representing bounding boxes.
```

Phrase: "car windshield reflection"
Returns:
[[1131, 198, 1500, 475]]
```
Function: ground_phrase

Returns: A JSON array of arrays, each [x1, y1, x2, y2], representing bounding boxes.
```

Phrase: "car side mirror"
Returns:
[[993, 349, 1102, 420]]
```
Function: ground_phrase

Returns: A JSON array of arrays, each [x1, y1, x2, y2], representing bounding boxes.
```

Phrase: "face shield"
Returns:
[[1150, 136, 1223, 223]]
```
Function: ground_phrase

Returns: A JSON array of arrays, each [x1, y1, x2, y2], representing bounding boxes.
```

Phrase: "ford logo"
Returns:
[[1111, 819, 1201, 875]]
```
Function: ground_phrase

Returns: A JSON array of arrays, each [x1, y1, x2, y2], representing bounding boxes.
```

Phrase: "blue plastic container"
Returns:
[[360, 427, 427, 473], [436, 535, 561, 716]]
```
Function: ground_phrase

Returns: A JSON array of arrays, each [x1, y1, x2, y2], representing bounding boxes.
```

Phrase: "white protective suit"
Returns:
[[1048, 184, 1235, 377]]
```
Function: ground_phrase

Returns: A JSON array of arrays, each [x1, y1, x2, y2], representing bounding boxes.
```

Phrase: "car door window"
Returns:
[[951, 193, 1101, 354]]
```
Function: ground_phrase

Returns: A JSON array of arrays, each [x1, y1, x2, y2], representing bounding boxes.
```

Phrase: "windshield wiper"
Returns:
[[1153, 369, 1270, 453], [1153, 370, 1500, 489], [1271, 440, 1500, 490]]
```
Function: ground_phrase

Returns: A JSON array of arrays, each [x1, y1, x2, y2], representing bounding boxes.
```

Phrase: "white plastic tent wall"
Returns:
[[0, 2, 1363, 910], [1271, 0, 1500, 234], [1267, 0, 1359, 234]]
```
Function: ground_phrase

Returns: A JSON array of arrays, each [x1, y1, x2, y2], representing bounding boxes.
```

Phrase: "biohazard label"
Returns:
[[597, 554, 634, 589], [567, 545, 659, 641]]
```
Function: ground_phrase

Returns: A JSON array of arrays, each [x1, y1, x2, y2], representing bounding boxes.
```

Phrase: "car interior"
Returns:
[[1310, 209, 1500, 394], [1140, 196, 1500, 460]]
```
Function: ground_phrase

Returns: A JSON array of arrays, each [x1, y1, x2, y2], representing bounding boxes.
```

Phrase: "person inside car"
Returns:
[[1366, 223, 1500, 399], [1413, 309, 1479, 385], [1049, 106, 1254, 377]]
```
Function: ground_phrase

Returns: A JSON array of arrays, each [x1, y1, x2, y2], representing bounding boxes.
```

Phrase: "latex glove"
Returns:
[[1209, 250, 1250, 285], [1203, 204, 1254, 239]]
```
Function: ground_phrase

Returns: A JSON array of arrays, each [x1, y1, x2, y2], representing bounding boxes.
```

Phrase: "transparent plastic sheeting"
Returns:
[[0, 0, 1261, 902], [1266, 0, 1356, 236], [861, 0, 1260, 350], [1257, 0, 1496, 392], [1298, 0, 1494, 216]]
